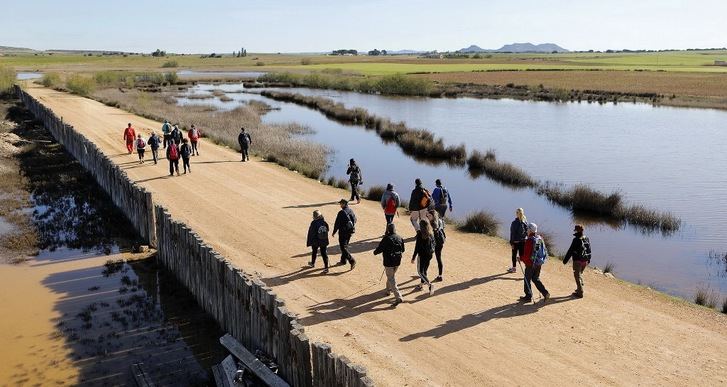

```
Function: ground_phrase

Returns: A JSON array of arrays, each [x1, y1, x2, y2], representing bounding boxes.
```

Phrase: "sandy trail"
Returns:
[[25, 85, 727, 386]]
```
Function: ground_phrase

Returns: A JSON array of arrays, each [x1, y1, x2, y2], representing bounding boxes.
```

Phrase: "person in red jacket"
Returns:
[[519, 223, 550, 302], [187, 124, 201, 156], [123, 123, 136, 154]]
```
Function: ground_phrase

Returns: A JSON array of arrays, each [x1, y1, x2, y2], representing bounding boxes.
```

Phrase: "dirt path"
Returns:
[[25, 84, 727, 386]]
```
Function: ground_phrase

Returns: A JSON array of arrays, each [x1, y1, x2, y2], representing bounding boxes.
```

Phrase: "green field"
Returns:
[[3, 50, 727, 75]]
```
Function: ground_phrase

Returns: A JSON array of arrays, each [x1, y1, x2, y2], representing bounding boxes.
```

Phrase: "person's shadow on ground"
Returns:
[[399, 295, 573, 342]]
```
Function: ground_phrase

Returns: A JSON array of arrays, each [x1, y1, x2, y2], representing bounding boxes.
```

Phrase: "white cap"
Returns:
[[528, 223, 538, 233]]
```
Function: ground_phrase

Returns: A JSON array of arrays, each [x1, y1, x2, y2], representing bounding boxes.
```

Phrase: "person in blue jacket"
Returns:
[[432, 179, 453, 218]]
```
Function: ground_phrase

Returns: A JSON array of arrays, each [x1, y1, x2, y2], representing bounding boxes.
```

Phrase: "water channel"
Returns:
[[178, 83, 727, 301]]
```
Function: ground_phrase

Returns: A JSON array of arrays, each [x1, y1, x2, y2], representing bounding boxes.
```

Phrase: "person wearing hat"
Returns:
[[346, 159, 363, 204], [562, 224, 592, 298], [306, 210, 330, 273], [380, 183, 400, 227], [519, 223, 550, 302], [332, 199, 357, 270], [238, 127, 252, 162], [374, 223, 406, 305]]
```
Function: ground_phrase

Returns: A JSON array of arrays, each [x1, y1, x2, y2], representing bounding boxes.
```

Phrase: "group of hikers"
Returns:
[[121, 120, 253, 176], [307, 158, 592, 306]]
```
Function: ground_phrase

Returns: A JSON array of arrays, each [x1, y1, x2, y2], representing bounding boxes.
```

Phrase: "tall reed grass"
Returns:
[[66, 74, 96, 96], [259, 72, 433, 96], [91, 88, 329, 179], [0, 67, 15, 93], [467, 149, 536, 188], [456, 211, 499, 236]]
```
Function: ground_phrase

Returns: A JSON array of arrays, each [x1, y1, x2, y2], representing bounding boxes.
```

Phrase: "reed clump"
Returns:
[[259, 72, 434, 96], [40, 72, 61, 88], [694, 286, 717, 308], [66, 74, 96, 96], [0, 67, 16, 93], [467, 149, 536, 188], [365, 185, 386, 201], [456, 211, 499, 236]]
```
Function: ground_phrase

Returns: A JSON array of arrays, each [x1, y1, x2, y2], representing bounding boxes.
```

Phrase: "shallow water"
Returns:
[[0, 116, 226, 385], [16, 72, 43, 80], [176, 70, 266, 79], [179, 83, 727, 301]]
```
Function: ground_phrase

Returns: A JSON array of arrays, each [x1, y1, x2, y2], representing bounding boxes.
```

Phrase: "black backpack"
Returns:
[[317, 224, 328, 242], [578, 236, 592, 261]]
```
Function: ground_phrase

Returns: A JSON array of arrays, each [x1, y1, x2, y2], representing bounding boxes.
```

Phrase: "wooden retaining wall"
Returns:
[[16, 86, 374, 387]]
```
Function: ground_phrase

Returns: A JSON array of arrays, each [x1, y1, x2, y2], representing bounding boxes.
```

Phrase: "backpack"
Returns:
[[439, 188, 449, 206], [385, 195, 397, 214], [420, 188, 432, 209], [136, 138, 146, 148], [317, 225, 328, 242], [168, 144, 179, 160], [344, 209, 355, 233], [190, 128, 199, 140], [578, 236, 592, 261], [532, 236, 548, 266], [349, 166, 361, 183]]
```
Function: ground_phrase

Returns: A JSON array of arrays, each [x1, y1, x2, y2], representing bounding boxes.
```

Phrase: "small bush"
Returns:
[[365, 185, 386, 201], [66, 74, 96, 96], [256, 61, 265, 66], [161, 60, 178, 68], [537, 230, 558, 256], [335, 179, 350, 190], [301, 58, 312, 65], [0, 66, 16, 93], [722, 297, 727, 314], [164, 72, 179, 84], [602, 262, 616, 274], [457, 211, 499, 236], [41, 72, 61, 87], [694, 286, 717, 308], [399, 199, 409, 210], [375, 73, 433, 96]]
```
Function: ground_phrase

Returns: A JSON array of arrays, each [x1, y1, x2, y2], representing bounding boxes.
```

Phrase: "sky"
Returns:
[[2, 0, 726, 53]]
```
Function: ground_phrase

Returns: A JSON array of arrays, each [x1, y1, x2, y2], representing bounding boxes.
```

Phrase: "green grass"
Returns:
[[0, 66, 15, 93]]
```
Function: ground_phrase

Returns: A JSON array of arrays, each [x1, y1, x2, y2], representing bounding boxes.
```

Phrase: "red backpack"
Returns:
[[136, 138, 146, 148], [168, 144, 179, 160], [385, 196, 397, 214]]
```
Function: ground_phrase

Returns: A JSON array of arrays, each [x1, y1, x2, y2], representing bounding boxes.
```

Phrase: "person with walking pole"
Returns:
[[332, 199, 357, 270], [306, 210, 330, 274], [412, 219, 436, 296], [518, 223, 550, 302], [374, 223, 405, 305], [562, 224, 592, 298], [238, 127, 252, 162]]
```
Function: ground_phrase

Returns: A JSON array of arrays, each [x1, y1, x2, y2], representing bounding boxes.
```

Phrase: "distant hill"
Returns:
[[0, 45, 37, 53], [458, 42, 569, 53]]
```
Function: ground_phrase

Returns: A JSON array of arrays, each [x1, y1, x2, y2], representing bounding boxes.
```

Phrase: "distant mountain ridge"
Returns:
[[458, 43, 569, 53]]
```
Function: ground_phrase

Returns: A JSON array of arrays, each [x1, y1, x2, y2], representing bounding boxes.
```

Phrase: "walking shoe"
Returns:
[[543, 293, 551, 301], [507, 267, 517, 273], [571, 292, 584, 298], [433, 276, 443, 282], [518, 296, 532, 302], [350, 261, 356, 270], [414, 284, 422, 292], [429, 284, 435, 296], [392, 299, 402, 306], [385, 290, 391, 296], [322, 269, 329, 274], [335, 262, 346, 266], [307, 261, 314, 268]]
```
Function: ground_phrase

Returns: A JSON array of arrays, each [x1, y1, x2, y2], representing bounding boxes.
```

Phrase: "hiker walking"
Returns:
[[170, 124, 183, 146], [166, 141, 180, 176], [147, 132, 161, 164], [380, 183, 400, 227], [306, 210, 330, 274], [508, 208, 529, 273], [431, 210, 446, 282], [562, 224, 592, 298], [408, 178, 433, 232], [123, 123, 136, 154], [432, 179, 453, 218], [412, 219, 436, 296], [346, 159, 363, 204], [332, 199, 357, 270], [180, 138, 192, 174], [161, 120, 171, 148], [188, 124, 201, 156], [374, 223, 405, 306], [135, 134, 146, 163], [519, 223, 550, 302], [238, 127, 252, 162]]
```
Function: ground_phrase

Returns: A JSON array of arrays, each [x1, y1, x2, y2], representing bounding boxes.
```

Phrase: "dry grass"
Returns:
[[467, 149, 536, 187], [694, 286, 718, 308], [0, 66, 15, 93], [92, 88, 330, 179], [456, 211, 499, 236], [365, 185, 386, 201]]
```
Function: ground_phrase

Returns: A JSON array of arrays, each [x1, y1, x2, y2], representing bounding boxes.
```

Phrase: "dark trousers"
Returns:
[[137, 148, 145, 160], [311, 245, 329, 268], [163, 134, 171, 148], [350, 182, 360, 202], [435, 204, 447, 218], [182, 157, 190, 173], [191, 141, 199, 155], [385, 214, 395, 225], [169, 159, 179, 175], [511, 241, 525, 267], [435, 244, 443, 276], [150, 148, 159, 163], [241, 146, 249, 161], [417, 254, 432, 284], [338, 233, 355, 264], [524, 265, 548, 297]]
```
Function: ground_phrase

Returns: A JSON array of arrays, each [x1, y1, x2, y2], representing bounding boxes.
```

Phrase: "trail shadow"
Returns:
[[406, 273, 519, 302], [194, 160, 239, 165], [262, 266, 348, 287], [400, 296, 574, 342], [135, 175, 175, 183], [283, 201, 339, 209], [298, 287, 395, 326]]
